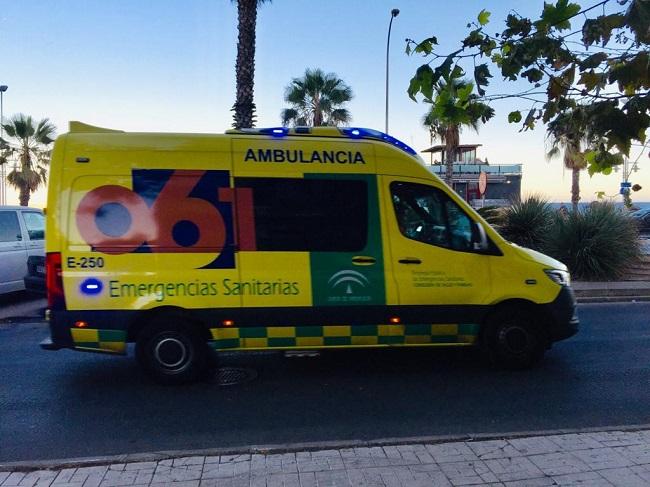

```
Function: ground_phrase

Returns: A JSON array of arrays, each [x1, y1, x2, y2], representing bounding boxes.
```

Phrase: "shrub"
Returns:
[[544, 202, 641, 280], [476, 205, 503, 226], [497, 195, 554, 252]]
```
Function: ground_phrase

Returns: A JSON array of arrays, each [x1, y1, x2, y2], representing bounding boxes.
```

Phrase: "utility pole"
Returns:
[[385, 9, 399, 134], [0, 85, 8, 205]]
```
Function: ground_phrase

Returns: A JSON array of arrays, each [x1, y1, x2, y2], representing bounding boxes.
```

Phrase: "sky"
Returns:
[[1, 0, 648, 208]]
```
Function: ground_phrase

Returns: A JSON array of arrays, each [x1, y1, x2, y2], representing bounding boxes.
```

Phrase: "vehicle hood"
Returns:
[[510, 244, 568, 271]]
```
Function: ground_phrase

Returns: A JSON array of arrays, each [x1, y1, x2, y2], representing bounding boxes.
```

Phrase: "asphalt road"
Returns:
[[0, 292, 46, 322], [1, 302, 649, 463]]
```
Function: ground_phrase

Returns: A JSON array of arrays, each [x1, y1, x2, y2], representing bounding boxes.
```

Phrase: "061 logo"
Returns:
[[75, 169, 255, 269]]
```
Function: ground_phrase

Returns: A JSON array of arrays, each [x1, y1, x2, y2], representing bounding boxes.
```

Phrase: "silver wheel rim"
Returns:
[[154, 337, 188, 369]]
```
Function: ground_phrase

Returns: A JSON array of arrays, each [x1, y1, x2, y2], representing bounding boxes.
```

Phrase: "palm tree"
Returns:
[[422, 78, 493, 186], [546, 107, 590, 212], [232, 0, 270, 129], [281, 68, 353, 127], [1, 114, 56, 206]]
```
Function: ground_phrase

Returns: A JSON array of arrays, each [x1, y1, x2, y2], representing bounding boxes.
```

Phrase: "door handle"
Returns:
[[398, 258, 422, 264], [352, 256, 376, 265]]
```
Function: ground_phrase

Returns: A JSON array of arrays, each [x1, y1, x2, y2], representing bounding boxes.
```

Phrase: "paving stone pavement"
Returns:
[[2, 429, 650, 486]]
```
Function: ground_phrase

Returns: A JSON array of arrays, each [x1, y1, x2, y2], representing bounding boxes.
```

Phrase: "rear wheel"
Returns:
[[483, 306, 546, 369], [136, 319, 207, 384]]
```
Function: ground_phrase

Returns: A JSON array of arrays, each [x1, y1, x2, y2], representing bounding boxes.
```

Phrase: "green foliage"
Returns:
[[405, 0, 650, 177], [544, 203, 641, 280], [497, 196, 554, 252], [508, 110, 522, 123], [1, 113, 56, 206], [585, 149, 624, 176], [422, 78, 494, 185], [473, 64, 491, 95], [477, 9, 491, 26], [495, 197, 641, 280], [476, 205, 503, 226], [537, 0, 581, 31], [280, 69, 353, 127]]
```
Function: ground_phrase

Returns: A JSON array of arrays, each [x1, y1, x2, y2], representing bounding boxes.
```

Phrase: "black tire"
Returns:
[[483, 306, 547, 369], [135, 319, 207, 385]]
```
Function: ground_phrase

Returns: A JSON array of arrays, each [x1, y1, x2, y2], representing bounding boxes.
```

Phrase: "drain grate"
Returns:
[[214, 366, 257, 386]]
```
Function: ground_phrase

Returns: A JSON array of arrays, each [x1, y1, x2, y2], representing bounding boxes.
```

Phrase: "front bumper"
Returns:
[[544, 285, 579, 342]]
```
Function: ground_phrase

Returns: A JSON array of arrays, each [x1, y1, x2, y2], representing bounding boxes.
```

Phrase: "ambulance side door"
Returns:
[[382, 176, 492, 316]]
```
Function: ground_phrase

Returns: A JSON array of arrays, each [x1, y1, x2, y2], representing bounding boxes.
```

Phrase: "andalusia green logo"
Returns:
[[328, 270, 370, 296]]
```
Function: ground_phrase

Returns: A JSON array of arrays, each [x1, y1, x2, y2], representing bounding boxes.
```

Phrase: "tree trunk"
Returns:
[[233, 0, 257, 129], [445, 146, 454, 187], [444, 125, 459, 188], [571, 166, 580, 212], [19, 186, 30, 207], [313, 92, 322, 126]]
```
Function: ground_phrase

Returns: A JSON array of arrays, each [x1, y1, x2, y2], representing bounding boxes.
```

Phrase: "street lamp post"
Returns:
[[385, 8, 399, 134], [0, 85, 7, 205]]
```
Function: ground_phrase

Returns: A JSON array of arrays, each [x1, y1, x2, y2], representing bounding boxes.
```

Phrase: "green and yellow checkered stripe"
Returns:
[[209, 324, 479, 350], [70, 328, 127, 354]]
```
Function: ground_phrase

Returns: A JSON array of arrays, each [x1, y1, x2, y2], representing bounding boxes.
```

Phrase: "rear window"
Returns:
[[22, 211, 45, 240]]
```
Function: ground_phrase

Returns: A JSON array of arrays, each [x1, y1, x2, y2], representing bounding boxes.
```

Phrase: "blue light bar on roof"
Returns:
[[340, 127, 417, 155], [258, 127, 289, 137]]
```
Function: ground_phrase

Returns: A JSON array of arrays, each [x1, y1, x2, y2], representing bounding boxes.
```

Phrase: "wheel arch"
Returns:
[[127, 306, 211, 343]]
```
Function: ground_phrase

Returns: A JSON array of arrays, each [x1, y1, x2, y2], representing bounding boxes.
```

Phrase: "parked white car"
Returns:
[[0, 206, 45, 294]]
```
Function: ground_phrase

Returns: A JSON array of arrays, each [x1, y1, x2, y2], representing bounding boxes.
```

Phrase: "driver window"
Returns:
[[390, 182, 474, 252], [444, 199, 473, 251]]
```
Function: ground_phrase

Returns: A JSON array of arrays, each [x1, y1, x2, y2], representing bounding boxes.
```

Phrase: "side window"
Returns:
[[235, 177, 368, 252], [444, 199, 474, 251], [390, 182, 474, 252], [22, 212, 45, 240], [0, 212, 22, 242]]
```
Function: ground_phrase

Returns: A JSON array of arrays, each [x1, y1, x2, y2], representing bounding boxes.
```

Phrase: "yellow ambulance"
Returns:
[[41, 122, 578, 383]]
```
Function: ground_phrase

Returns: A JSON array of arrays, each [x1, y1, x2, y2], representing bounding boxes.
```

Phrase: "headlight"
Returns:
[[544, 269, 571, 286]]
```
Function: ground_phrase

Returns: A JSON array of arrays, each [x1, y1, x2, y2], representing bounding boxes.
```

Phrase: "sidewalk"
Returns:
[[2, 428, 650, 486], [572, 280, 650, 303]]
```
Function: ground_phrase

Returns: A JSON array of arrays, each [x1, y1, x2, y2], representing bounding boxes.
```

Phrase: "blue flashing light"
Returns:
[[259, 127, 289, 137], [80, 278, 103, 296], [340, 127, 417, 155]]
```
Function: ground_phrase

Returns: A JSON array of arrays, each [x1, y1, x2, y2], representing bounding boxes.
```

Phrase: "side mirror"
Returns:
[[471, 221, 488, 251]]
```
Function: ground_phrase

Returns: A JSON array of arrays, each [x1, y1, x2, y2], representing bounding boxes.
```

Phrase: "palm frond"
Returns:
[[280, 68, 353, 127], [2, 113, 55, 205], [281, 108, 299, 126]]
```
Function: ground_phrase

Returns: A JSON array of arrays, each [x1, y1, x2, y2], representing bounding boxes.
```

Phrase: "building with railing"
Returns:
[[421, 144, 522, 207]]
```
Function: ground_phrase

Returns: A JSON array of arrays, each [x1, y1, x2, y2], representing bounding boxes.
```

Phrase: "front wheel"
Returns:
[[483, 307, 547, 369], [136, 320, 207, 384]]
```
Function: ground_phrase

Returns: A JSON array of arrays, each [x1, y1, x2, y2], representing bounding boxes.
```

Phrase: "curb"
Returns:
[[576, 295, 650, 303], [3, 423, 650, 472]]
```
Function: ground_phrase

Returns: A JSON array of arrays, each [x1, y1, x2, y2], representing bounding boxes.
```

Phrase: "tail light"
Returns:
[[46, 252, 66, 310]]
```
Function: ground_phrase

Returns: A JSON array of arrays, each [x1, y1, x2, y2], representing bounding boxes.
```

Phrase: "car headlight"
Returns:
[[544, 269, 571, 286]]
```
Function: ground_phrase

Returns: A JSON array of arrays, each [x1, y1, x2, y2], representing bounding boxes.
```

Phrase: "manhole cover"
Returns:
[[214, 366, 257, 386]]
